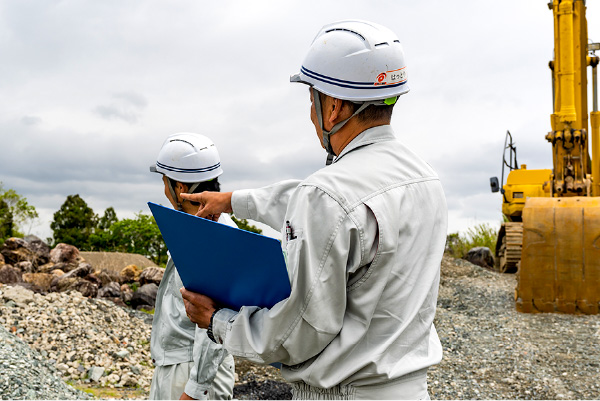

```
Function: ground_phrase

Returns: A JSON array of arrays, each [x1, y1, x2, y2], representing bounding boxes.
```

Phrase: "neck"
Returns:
[[330, 120, 390, 155], [181, 202, 200, 215]]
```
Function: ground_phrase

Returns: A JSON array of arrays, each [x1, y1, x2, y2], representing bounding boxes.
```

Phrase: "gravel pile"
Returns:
[[0, 285, 154, 397], [1, 255, 599, 400], [0, 325, 91, 400], [429, 256, 600, 399]]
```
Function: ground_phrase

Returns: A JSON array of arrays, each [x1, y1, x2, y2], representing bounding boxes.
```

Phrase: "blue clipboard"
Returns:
[[148, 202, 291, 310]]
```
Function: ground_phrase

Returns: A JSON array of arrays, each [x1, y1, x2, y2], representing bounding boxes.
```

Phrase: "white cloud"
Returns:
[[0, 0, 598, 241]]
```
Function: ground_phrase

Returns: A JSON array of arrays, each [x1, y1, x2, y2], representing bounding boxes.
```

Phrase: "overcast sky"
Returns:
[[1, 0, 599, 241]]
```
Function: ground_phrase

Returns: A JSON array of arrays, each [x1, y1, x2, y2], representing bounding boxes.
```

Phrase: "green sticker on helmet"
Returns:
[[384, 96, 398, 106]]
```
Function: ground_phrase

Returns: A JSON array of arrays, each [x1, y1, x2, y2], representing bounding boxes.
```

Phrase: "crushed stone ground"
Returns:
[[1, 254, 599, 399]]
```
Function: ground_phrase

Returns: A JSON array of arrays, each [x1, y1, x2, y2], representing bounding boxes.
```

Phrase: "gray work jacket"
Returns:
[[151, 213, 237, 399], [212, 125, 447, 389]]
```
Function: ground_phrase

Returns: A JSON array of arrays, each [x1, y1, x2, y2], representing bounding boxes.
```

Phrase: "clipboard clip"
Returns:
[[285, 221, 297, 241]]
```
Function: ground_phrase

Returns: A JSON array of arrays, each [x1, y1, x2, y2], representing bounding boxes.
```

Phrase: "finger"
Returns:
[[196, 206, 216, 220], [180, 288, 212, 306], [180, 192, 203, 202], [180, 287, 194, 301], [193, 200, 215, 219], [207, 213, 221, 222]]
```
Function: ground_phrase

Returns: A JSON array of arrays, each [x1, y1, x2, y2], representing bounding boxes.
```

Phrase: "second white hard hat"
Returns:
[[150, 133, 223, 183], [290, 19, 409, 102]]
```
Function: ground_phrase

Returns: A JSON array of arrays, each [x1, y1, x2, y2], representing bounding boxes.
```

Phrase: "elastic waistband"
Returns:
[[152, 345, 194, 366], [290, 368, 428, 400]]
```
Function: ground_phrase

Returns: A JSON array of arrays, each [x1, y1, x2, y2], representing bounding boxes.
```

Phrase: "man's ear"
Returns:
[[328, 98, 346, 124], [177, 182, 189, 194]]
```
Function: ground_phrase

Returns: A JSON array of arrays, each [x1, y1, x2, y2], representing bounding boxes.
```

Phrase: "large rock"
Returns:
[[72, 279, 98, 297], [24, 235, 50, 266], [14, 282, 46, 293], [0, 265, 23, 284], [97, 281, 121, 298], [50, 243, 81, 265], [130, 283, 158, 309], [14, 261, 34, 274], [52, 277, 98, 298], [22, 273, 55, 292], [120, 284, 133, 303], [465, 247, 495, 269], [1, 238, 35, 266], [51, 263, 92, 284], [37, 262, 56, 273], [139, 267, 164, 285], [94, 271, 117, 287], [51, 276, 76, 292], [0, 253, 4, 265], [53, 262, 79, 273], [0, 285, 35, 305], [51, 269, 65, 278], [119, 265, 143, 283], [88, 366, 105, 382], [50, 263, 94, 293]]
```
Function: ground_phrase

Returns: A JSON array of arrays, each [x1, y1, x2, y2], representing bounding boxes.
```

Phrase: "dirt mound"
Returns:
[[79, 252, 157, 274]]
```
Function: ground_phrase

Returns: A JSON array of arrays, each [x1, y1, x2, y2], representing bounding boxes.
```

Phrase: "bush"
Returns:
[[446, 223, 498, 259], [231, 216, 262, 234]]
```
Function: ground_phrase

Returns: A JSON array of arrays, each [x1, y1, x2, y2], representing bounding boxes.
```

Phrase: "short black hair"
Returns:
[[317, 91, 395, 124], [346, 101, 395, 123], [185, 177, 221, 194]]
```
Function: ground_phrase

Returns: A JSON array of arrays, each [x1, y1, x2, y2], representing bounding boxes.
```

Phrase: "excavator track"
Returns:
[[495, 222, 523, 273]]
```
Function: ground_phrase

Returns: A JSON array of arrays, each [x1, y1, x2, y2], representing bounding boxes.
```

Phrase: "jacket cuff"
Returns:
[[184, 380, 211, 400], [213, 308, 237, 344], [231, 190, 253, 220]]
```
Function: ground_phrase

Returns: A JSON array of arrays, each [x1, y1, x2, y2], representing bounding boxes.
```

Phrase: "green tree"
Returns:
[[88, 227, 114, 251], [98, 207, 118, 230], [231, 216, 263, 234], [88, 207, 119, 250], [50, 194, 97, 249], [106, 213, 167, 265], [0, 183, 39, 244], [0, 199, 14, 242]]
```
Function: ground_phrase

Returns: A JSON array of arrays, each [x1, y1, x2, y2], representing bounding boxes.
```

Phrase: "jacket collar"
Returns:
[[333, 125, 396, 163]]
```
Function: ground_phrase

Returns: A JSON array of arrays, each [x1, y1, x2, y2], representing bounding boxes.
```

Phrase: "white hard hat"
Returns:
[[150, 133, 223, 183], [290, 20, 409, 102]]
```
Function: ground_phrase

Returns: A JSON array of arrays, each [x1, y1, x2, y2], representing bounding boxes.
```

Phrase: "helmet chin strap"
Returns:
[[167, 178, 201, 211], [167, 178, 183, 211], [311, 87, 377, 166]]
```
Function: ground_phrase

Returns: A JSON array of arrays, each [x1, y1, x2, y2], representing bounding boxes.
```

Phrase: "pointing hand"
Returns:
[[180, 191, 233, 221]]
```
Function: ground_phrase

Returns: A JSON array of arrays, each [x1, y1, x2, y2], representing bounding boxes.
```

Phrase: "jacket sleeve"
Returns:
[[184, 327, 227, 399], [231, 179, 301, 231], [213, 183, 365, 366]]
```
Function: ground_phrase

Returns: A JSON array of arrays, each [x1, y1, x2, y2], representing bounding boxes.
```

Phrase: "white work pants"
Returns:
[[149, 354, 235, 400], [291, 368, 430, 400]]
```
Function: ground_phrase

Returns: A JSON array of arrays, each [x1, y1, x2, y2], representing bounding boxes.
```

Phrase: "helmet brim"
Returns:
[[290, 73, 311, 85]]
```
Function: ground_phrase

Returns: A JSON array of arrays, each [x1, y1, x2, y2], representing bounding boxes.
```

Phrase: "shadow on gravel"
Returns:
[[234, 380, 292, 400]]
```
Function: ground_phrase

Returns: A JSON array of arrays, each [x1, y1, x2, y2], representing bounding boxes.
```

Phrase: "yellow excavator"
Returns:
[[490, 0, 599, 314]]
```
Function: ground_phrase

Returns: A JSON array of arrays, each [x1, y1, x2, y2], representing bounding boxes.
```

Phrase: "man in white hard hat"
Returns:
[[148, 133, 236, 400], [180, 20, 447, 400]]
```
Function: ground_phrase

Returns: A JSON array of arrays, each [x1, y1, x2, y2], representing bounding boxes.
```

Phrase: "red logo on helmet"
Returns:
[[377, 72, 387, 83]]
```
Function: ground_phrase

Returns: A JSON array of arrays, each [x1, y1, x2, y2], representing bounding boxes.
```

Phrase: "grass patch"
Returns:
[[446, 223, 498, 259], [72, 384, 147, 399]]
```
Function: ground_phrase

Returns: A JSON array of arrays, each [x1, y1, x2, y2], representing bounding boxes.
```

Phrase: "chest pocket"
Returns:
[[281, 228, 303, 282]]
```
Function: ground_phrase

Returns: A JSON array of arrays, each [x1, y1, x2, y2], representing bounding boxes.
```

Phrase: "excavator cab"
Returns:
[[490, 132, 552, 273]]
